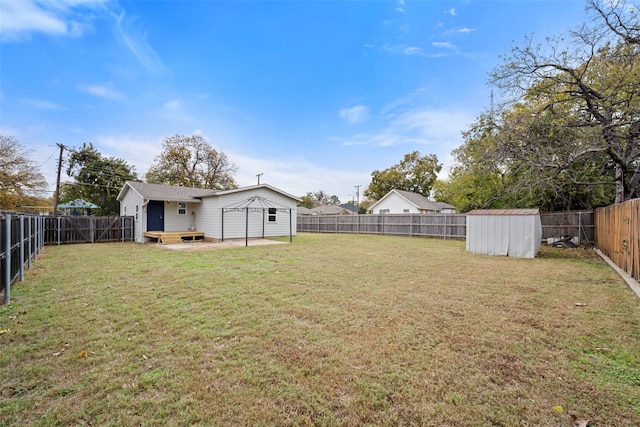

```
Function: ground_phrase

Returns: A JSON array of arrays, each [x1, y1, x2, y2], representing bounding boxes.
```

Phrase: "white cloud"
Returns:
[[229, 151, 369, 202], [0, 0, 106, 42], [339, 105, 371, 124], [21, 98, 66, 110], [164, 99, 182, 110], [112, 10, 168, 75], [445, 8, 456, 16], [79, 83, 123, 100], [433, 41, 455, 49], [458, 27, 476, 34]]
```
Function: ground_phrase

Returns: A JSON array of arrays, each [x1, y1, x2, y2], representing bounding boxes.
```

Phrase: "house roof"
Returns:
[[370, 189, 455, 212], [201, 183, 301, 202], [117, 181, 215, 203], [117, 181, 302, 204], [467, 209, 540, 215], [311, 205, 353, 215], [297, 206, 315, 215]]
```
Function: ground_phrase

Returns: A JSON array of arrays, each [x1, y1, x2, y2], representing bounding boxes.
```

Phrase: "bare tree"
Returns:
[[0, 134, 48, 210]]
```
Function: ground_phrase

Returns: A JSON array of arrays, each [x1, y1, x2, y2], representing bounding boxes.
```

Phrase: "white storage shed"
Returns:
[[466, 209, 542, 259]]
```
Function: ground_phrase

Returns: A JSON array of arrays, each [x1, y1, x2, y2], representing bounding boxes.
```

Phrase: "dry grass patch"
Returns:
[[1, 233, 639, 426]]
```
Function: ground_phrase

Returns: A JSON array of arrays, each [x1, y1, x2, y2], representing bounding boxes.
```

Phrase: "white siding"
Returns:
[[372, 193, 419, 214], [119, 188, 145, 243], [466, 213, 542, 259], [163, 201, 198, 231], [197, 187, 297, 240]]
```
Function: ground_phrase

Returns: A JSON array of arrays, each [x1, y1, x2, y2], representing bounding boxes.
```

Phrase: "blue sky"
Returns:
[[1, 0, 588, 203]]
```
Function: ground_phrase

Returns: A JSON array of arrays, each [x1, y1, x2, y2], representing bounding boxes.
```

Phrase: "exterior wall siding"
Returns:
[[197, 187, 297, 240], [372, 194, 418, 214], [119, 189, 145, 243], [163, 201, 198, 232]]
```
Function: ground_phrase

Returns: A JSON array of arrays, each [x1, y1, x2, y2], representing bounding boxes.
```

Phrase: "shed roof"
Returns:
[[466, 209, 540, 215]]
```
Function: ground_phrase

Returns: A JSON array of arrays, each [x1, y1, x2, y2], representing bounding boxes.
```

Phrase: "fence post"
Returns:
[[27, 216, 32, 269], [19, 215, 24, 281], [444, 214, 448, 240], [91, 217, 95, 243], [4, 214, 11, 304], [57, 216, 61, 245]]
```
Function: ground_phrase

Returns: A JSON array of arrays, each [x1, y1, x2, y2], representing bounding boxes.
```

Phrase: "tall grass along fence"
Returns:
[[44, 216, 135, 245], [595, 199, 640, 282], [297, 211, 595, 242], [1, 213, 46, 304]]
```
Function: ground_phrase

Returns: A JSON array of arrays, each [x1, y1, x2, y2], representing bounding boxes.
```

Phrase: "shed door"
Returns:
[[147, 200, 164, 231]]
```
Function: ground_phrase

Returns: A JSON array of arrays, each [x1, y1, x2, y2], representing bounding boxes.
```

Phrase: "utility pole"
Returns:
[[354, 184, 361, 215], [53, 143, 65, 217], [256, 172, 263, 185]]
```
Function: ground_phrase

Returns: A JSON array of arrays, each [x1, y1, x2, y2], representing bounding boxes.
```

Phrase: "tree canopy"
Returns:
[[145, 134, 237, 190], [62, 143, 138, 216], [0, 135, 49, 211], [364, 151, 441, 202], [489, 0, 640, 204], [440, 0, 639, 211]]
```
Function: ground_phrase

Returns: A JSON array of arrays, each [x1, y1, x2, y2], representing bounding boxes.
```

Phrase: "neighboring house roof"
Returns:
[[340, 204, 358, 214], [370, 189, 455, 212], [297, 206, 315, 215], [117, 181, 301, 204], [311, 205, 353, 215]]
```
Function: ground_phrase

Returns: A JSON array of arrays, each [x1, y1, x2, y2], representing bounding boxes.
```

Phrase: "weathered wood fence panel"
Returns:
[[297, 211, 593, 242], [1, 213, 46, 304], [44, 216, 135, 245], [595, 199, 640, 282], [297, 214, 468, 239]]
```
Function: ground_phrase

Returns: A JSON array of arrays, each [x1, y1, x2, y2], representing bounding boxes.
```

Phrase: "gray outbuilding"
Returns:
[[466, 209, 542, 259]]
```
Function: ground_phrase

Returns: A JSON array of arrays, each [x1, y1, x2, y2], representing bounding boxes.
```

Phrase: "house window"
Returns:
[[178, 202, 187, 215], [403, 209, 410, 213], [380, 209, 390, 214], [268, 208, 277, 222]]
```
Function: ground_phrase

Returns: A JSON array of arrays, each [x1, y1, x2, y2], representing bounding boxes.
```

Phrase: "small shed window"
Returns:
[[268, 207, 277, 222], [178, 202, 187, 215]]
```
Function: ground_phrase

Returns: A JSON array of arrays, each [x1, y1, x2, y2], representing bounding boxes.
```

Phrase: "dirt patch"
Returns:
[[157, 238, 287, 251]]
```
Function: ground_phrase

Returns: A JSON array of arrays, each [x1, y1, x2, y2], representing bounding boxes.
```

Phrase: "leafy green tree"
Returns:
[[62, 143, 137, 215], [0, 134, 48, 211], [364, 151, 441, 201], [491, 0, 640, 203], [146, 134, 237, 189]]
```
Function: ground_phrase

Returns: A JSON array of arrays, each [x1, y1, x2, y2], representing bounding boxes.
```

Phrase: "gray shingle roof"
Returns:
[[392, 189, 452, 211], [123, 181, 216, 202]]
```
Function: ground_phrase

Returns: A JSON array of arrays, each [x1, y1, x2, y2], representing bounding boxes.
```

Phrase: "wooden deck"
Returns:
[[144, 231, 205, 244]]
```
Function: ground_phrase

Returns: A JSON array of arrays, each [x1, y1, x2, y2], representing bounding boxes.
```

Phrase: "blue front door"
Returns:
[[147, 200, 164, 231]]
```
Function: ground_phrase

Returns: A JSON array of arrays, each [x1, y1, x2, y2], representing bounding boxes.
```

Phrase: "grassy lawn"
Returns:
[[1, 233, 639, 426]]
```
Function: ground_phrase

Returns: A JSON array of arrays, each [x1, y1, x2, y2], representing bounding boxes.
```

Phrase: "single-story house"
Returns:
[[369, 189, 456, 214], [117, 181, 301, 243]]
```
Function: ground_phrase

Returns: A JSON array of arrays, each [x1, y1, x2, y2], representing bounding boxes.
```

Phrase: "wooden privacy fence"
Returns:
[[1, 213, 46, 304], [595, 199, 640, 282], [297, 211, 595, 242], [44, 216, 135, 245]]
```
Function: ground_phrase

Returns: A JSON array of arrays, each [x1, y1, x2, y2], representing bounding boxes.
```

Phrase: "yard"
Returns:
[[1, 233, 639, 426]]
